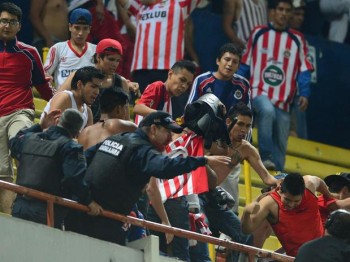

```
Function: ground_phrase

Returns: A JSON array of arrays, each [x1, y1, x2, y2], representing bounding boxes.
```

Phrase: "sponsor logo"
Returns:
[[234, 90, 242, 100], [61, 69, 77, 78], [60, 57, 67, 62], [263, 65, 284, 86], [284, 49, 291, 58], [139, 11, 167, 21]]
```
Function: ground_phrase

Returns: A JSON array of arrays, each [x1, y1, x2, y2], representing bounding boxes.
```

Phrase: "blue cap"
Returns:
[[69, 8, 92, 25]]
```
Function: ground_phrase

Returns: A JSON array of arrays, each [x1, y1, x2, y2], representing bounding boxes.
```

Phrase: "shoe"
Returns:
[[262, 160, 276, 170]]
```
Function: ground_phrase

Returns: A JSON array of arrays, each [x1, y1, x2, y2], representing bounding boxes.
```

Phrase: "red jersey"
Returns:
[[134, 81, 171, 125], [241, 23, 313, 111], [318, 194, 336, 226], [129, 0, 200, 71], [0, 39, 53, 117], [157, 132, 207, 202], [270, 189, 324, 257]]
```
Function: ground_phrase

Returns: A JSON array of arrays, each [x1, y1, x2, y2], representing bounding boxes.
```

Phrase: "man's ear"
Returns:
[[225, 118, 231, 127]]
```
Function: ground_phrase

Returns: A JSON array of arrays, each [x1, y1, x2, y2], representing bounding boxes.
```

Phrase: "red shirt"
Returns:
[[134, 81, 170, 125], [318, 194, 336, 226], [0, 38, 53, 117], [270, 189, 324, 257]]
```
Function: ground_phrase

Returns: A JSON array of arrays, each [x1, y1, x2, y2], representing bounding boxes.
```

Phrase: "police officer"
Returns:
[[296, 209, 350, 261], [10, 109, 102, 228], [83, 111, 232, 245]]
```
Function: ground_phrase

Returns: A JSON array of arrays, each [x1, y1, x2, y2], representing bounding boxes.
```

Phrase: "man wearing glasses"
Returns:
[[0, 2, 53, 214]]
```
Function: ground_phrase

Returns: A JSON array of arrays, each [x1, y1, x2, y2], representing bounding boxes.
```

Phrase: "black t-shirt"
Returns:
[[296, 235, 350, 262]]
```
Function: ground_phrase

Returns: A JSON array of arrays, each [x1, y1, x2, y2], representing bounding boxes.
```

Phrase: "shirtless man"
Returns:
[[30, 0, 68, 50], [222, 0, 244, 49], [78, 88, 137, 150]]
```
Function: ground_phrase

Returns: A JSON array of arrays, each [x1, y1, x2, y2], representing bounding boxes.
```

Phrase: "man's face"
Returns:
[[69, 24, 91, 45], [289, 8, 305, 30], [227, 114, 252, 143], [0, 11, 20, 41], [167, 68, 194, 97], [216, 52, 240, 81], [80, 78, 102, 105], [271, 2, 292, 30], [150, 125, 173, 152], [97, 53, 121, 75], [280, 191, 302, 210]]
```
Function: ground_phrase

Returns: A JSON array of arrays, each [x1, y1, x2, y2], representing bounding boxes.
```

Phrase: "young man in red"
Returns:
[[242, 173, 334, 257]]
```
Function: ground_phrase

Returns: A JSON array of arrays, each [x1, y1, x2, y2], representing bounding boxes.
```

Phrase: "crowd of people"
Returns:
[[1, 1, 350, 261]]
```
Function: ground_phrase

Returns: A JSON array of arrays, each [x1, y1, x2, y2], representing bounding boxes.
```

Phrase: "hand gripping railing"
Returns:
[[0, 180, 294, 262]]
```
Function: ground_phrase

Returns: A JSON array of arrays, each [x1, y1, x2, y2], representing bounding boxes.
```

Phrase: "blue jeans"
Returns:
[[290, 95, 308, 139], [253, 95, 290, 171], [147, 197, 191, 261]]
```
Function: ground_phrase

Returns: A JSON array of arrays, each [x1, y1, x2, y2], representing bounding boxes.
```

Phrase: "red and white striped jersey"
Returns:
[[241, 23, 313, 111], [237, 0, 267, 42], [157, 132, 208, 202], [128, 0, 201, 71]]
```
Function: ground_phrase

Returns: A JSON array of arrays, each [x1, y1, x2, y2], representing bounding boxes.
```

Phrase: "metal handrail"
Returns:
[[0, 180, 294, 262]]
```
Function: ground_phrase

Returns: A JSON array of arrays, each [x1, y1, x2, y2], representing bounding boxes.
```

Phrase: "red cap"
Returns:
[[96, 38, 123, 55]]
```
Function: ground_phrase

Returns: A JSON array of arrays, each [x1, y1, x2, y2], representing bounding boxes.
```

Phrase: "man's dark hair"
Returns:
[[171, 60, 196, 75], [268, 0, 293, 9], [71, 66, 104, 90], [326, 209, 350, 243], [100, 88, 129, 113], [280, 173, 305, 196], [227, 102, 253, 122], [0, 2, 22, 22], [58, 108, 84, 137], [217, 43, 243, 62]]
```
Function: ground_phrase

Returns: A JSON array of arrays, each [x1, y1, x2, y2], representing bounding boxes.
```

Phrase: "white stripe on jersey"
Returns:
[[237, 0, 267, 42], [129, 0, 200, 71]]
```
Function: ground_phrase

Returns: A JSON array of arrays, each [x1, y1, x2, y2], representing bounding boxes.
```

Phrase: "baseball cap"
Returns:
[[292, 0, 306, 9], [69, 8, 92, 25], [325, 173, 350, 192], [96, 38, 123, 55], [139, 111, 183, 134]]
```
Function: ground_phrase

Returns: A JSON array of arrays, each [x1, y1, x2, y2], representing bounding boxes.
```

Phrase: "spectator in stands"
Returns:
[[318, 172, 350, 224], [10, 109, 102, 228], [222, 0, 245, 49], [30, 0, 69, 54], [11, 0, 34, 44], [220, 102, 277, 214], [236, 0, 268, 44], [82, 111, 232, 246], [42, 66, 104, 128], [238, 0, 313, 171], [289, 0, 309, 139], [67, 0, 124, 45], [0, 2, 53, 214], [241, 173, 334, 256], [104, 0, 137, 81], [43, 8, 96, 90], [146, 94, 233, 261], [296, 209, 350, 261], [320, 0, 350, 43], [133, 60, 196, 125], [187, 43, 251, 116], [58, 38, 139, 123], [184, 0, 230, 73], [116, 0, 202, 118], [78, 88, 137, 150]]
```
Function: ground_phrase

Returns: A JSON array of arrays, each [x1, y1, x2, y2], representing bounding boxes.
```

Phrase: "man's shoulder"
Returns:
[[194, 71, 214, 85], [16, 41, 40, 54]]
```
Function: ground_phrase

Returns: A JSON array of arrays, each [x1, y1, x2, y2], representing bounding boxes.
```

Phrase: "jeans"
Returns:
[[147, 197, 191, 261], [253, 95, 290, 171], [290, 96, 308, 139]]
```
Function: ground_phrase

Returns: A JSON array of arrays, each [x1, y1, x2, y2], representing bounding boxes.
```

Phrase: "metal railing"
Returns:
[[0, 180, 294, 262]]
